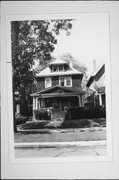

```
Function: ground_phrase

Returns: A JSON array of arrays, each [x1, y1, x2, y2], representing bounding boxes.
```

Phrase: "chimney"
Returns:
[[93, 59, 96, 71], [69, 61, 73, 68]]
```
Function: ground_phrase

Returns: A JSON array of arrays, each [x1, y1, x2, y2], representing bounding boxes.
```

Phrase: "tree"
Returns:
[[11, 19, 73, 131], [60, 53, 88, 91], [11, 19, 73, 91]]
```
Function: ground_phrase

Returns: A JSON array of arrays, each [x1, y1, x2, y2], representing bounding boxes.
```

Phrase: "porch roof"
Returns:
[[30, 85, 85, 97]]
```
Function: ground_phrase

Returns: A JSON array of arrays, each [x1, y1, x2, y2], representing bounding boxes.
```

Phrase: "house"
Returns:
[[86, 62, 105, 107], [31, 58, 85, 118]]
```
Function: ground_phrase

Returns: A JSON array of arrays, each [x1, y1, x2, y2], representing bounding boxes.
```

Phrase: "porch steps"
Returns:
[[53, 111, 65, 121]]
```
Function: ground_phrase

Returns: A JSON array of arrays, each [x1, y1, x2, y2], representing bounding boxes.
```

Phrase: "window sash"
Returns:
[[45, 77, 52, 88], [59, 76, 72, 87]]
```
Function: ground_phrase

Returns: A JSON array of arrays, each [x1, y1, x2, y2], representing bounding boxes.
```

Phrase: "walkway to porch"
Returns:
[[52, 111, 65, 121]]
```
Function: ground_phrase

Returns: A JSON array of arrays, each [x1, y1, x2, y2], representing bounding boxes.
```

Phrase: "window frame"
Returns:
[[59, 76, 72, 87], [45, 77, 52, 88]]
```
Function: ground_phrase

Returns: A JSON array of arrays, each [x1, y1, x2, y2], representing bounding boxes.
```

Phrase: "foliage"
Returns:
[[84, 105, 106, 118], [16, 116, 27, 125], [65, 107, 85, 120], [60, 53, 88, 91], [11, 20, 73, 91], [34, 109, 50, 120], [60, 53, 87, 74], [64, 105, 106, 120]]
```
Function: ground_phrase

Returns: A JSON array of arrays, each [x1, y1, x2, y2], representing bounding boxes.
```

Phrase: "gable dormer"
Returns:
[[48, 59, 69, 72]]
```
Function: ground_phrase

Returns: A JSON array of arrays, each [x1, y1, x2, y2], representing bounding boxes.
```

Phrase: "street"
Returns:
[[15, 145, 106, 158]]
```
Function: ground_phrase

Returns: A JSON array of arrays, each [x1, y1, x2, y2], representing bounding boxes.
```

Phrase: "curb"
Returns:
[[14, 140, 107, 148], [17, 127, 106, 133]]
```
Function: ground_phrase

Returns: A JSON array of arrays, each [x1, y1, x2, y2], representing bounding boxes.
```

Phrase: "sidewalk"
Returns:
[[15, 140, 107, 148]]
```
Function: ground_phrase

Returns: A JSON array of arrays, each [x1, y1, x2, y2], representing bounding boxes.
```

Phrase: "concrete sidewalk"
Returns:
[[15, 140, 107, 148]]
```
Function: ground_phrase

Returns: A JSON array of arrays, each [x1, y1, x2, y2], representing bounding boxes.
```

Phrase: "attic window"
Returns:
[[51, 65, 64, 72]]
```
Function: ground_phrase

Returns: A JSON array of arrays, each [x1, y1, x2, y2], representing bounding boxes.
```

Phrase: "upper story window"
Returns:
[[59, 76, 72, 87], [66, 76, 72, 87], [45, 77, 52, 88], [59, 77, 65, 86]]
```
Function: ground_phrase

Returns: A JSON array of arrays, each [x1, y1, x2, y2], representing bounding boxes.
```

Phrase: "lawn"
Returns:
[[14, 128, 106, 143], [15, 118, 106, 143], [18, 118, 106, 130]]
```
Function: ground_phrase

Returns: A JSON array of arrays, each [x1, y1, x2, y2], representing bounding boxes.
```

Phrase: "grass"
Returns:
[[14, 128, 106, 143], [18, 118, 106, 130]]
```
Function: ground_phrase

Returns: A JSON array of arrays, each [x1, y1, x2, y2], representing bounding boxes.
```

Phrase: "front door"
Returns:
[[53, 97, 60, 112]]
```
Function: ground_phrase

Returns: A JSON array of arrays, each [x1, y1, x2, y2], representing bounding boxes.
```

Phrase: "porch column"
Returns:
[[33, 97, 36, 109], [16, 104, 20, 114], [59, 97, 62, 111], [78, 95, 81, 107], [38, 98, 40, 109], [99, 94, 102, 106], [36, 97, 38, 109], [81, 95, 84, 106]]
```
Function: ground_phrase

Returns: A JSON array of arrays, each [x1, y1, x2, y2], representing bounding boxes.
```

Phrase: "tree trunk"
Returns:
[[11, 21, 19, 132]]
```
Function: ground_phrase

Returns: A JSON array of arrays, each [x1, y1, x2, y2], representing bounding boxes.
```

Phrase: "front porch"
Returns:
[[31, 85, 85, 120], [36, 96, 83, 112]]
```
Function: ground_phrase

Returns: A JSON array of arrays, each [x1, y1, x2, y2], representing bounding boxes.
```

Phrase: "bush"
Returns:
[[84, 105, 106, 118], [64, 105, 106, 120], [34, 109, 50, 120], [16, 116, 27, 125], [65, 106, 85, 120]]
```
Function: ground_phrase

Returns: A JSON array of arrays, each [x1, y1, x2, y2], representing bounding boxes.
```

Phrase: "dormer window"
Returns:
[[59, 65, 64, 71], [50, 65, 65, 72]]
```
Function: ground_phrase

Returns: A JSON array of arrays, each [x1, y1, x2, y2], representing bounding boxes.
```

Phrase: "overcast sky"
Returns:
[[52, 13, 109, 75]]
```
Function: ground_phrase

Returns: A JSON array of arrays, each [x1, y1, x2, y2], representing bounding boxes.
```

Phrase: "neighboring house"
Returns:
[[86, 63, 105, 107], [31, 58, 85, 115]]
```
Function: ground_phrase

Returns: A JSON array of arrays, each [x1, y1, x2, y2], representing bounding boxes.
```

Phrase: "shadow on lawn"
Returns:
[[18, 118, 106, 130], [17, 130, 52, 135]]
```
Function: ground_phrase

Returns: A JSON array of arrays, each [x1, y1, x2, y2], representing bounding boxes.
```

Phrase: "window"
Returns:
[[59, 77, 65, 86], [51, 65, 65, 72], [59, 76, 72, 87], [45, 77, 52, 88], [66, 76, 72, 87]]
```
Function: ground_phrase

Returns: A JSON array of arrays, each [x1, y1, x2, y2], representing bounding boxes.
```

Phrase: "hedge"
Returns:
[[65, 106, 106, 120], [34, 109, 51, 120]]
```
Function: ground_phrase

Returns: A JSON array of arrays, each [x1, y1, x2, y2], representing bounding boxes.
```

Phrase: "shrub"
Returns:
[[16, 116, 27, 125], [84, 105, 106, 118], [64, 105, 106, 120], [34, 109, 50, 120], [65, 106, 85, 120]]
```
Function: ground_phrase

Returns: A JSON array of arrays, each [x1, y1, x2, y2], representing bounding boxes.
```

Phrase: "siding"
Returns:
[[36, 75, 82, 91], [72, 75, 82, 90], [52, 76, 59, 86], [36, 77, 45, 91]]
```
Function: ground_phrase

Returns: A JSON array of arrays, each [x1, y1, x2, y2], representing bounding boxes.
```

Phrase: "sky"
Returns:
[[51, 13, 109, 75]]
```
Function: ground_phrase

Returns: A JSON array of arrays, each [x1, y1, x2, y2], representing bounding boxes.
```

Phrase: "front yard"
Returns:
[[14, 118, 106, 143], [18, 118, 106, 130], [14, 127, 106, 143]]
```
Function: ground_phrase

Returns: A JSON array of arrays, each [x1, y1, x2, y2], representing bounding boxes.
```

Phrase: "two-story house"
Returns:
[[31, 58, 85, 115]]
